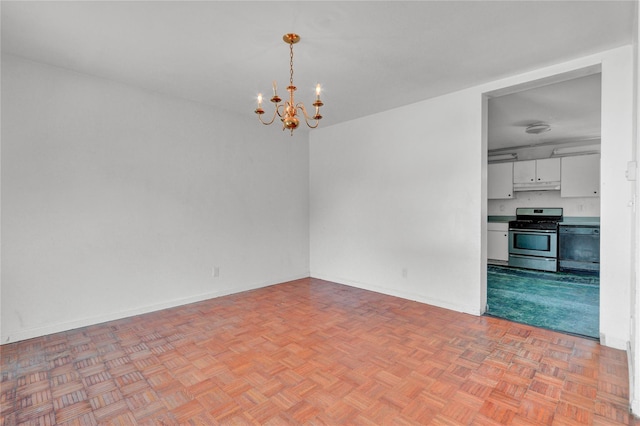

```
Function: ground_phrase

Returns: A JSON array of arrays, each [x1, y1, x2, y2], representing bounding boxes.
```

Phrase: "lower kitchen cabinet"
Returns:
[[488, 222, 509, 262]]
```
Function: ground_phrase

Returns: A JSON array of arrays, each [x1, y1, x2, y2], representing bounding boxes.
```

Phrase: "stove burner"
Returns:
[[509, 220, 559, 231]]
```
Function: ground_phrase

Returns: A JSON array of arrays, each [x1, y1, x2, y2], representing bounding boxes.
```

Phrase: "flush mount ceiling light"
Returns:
[[255, 33, 324, 136], [525, 123, 551, 134]]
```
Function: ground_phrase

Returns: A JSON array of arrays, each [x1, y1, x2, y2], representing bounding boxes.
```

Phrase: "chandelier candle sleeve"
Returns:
[[254, 33, 324, 135]]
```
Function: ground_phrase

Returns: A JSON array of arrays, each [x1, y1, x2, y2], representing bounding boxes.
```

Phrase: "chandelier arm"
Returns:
[[257, 106, 280, 126], [297, 103, 320, 129]]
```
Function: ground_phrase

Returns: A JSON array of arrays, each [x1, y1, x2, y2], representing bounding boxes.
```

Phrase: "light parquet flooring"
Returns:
[[1, 277, 638, 425]]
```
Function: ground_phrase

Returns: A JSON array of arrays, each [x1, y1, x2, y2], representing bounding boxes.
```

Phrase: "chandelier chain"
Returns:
[[289, 42, 294, 86]]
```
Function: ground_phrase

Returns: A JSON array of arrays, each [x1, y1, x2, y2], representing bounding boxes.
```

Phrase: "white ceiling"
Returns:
[[1, 1, 635, 141], [488, 72, 602, 152]]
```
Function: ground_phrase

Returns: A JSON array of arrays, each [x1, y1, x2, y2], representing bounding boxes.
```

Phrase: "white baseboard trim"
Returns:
[[310, 273, 482, 316], [632, 399, 640, 417], [599, 333, 628, 351], [2, 273, 309, 345], [629, 341, 639, 416]]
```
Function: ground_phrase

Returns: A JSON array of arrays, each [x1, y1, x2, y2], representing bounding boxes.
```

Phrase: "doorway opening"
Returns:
[[484, 67, 602, 339]]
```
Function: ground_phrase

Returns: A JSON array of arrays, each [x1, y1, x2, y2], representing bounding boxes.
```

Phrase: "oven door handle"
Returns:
[[509, 229, 557, 234]]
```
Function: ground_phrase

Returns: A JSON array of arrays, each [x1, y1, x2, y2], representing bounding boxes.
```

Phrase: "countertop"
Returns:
[[560, 217, 600, 227], [488, 216, 600, 226], [488, 216, 515, 223]]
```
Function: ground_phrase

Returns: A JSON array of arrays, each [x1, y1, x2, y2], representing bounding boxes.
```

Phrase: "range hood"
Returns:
[[513, 181, 561, 192]]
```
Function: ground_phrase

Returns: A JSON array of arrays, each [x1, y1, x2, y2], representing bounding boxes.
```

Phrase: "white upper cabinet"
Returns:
[[513, 160, 536, 184], [513, 158, 560, 186], [488, 155, 600, 199], [488, 162, 513, 199], [536, 158, 561, 182], [561, 154, 600, 197]]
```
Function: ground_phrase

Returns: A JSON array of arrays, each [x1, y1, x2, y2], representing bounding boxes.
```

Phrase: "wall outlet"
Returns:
[[402, 267, 408, 278], [212, 267, 220, 278]]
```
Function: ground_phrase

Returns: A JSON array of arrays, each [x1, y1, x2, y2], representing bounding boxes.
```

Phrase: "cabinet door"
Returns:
[[536, 158, 561, 182], [488, 162, 513, 199], [513, 160, 536, 184], [488, 230, 509, 261], [561, 154, 600, 197]]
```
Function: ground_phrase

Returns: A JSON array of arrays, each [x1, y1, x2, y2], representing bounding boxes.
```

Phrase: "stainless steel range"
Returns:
[[508, 207, 563, 272]]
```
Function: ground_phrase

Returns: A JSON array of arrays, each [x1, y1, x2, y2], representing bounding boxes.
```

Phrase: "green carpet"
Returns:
[[486, 265, 599, 339]]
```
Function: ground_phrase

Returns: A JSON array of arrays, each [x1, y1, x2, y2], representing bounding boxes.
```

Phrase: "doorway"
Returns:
[[484, 69, 602, 338]]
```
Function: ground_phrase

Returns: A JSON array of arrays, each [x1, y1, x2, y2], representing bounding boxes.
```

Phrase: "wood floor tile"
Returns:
[[2, 277, 640, 424]]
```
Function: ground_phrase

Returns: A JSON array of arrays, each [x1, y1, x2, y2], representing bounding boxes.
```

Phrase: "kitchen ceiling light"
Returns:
[[254, 33, 324, 136], [525, 123, 551, 134], [551, 144, 601, 156], [488, 153, 518, 162]]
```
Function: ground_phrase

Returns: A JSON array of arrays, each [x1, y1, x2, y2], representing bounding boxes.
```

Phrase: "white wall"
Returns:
[[488, 191, 600, 217], [310, 46, 635, 350], [310, 89, 484, 315], [1, 55, 310, 343], [2, 45, 635, 353]]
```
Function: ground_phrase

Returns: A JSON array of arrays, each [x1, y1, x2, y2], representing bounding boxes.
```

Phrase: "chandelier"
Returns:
[[255, 33, 324, 135]]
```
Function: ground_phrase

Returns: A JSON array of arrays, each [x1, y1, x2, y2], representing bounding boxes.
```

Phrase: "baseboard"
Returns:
[[628, 341, 639, 416], [310, 273, 482, 316], [599, 333, 628, 351], [1, 273, 309, 345]]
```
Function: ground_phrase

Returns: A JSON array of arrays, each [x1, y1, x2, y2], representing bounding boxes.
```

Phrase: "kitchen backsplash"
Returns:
[[487, 190, 600, 216]]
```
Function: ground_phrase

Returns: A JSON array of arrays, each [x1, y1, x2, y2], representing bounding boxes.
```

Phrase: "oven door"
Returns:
[[509, 229, 558, 258]]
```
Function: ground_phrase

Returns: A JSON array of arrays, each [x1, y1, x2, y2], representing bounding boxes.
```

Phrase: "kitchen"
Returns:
[[486, 71, 601, 338]]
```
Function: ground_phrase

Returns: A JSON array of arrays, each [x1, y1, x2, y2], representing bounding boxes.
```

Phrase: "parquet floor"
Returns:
[[1, 277, 638, 425]]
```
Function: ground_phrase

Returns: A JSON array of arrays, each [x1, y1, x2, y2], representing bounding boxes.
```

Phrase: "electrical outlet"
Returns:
[[402, 268, 408, 278], [212, 267, 220, 278]]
